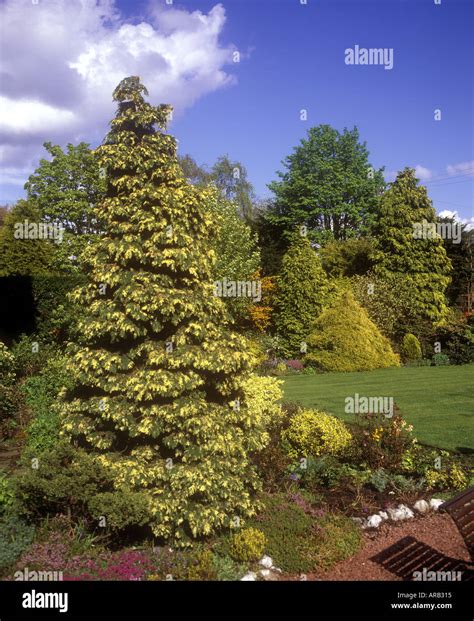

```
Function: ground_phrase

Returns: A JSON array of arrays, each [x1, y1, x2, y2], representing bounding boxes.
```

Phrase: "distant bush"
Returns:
[[350, 273, 432, 342], [432, 353, 450, 366], [0, 341, 16, 384], [285, 359, 304, 371], [401, 333, 422, 363], [0, 341, 20, 436], [267, 361, 288, 376], [11, 335, 59, 377]]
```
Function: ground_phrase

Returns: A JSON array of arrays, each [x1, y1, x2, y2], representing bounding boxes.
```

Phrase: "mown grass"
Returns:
[[283, 364, 474, 452]]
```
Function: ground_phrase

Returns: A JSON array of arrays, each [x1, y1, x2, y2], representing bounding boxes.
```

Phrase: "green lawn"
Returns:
[[283, 365, 474, 452]]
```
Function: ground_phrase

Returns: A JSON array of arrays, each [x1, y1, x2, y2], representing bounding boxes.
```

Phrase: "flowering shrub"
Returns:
[[350, 410, 416, 470], [285, 359, 304, 371], [282, 408, 352, 460], [17, 536, 162, 581]]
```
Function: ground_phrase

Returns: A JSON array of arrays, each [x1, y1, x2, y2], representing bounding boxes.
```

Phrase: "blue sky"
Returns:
[[1, 0, 473, 224]]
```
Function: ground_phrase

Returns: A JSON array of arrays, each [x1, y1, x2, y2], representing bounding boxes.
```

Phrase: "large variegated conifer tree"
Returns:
[[60, 77, 277, 543]]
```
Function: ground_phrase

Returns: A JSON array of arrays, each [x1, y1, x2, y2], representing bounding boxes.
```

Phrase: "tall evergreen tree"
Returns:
[[58, 77, 278, 543], [373, 168, 452, 324], [273, 234, 330, 357]]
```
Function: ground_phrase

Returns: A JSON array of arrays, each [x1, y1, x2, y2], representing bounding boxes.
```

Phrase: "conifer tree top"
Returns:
[[105, 75, 171, 144], [113, 76, 149, 103]]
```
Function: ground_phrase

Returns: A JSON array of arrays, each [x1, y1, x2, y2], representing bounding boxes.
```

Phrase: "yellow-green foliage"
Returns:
[[282, 408, 352, 460], [305, 290, 400, 372], [401, 333, 422, 362], [55, 77, 281, 544], [230, 527, 266, 562], [425, 464, 468, 491], [0, 342, 15, 384], [186, 549, 216, 581], [242, 375, 283, 432]]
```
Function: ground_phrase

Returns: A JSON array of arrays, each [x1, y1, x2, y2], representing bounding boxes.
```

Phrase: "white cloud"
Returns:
[[438, 210, 474, 231], [0, 97, 77, 134], [0, 0, 239, 187], [446, 161, 474, 177], [384, 166, 433, 182], [414, 165, 432, 181]]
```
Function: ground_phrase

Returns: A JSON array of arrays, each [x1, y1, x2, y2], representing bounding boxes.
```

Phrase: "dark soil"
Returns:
[[315, 486, 422, 517]]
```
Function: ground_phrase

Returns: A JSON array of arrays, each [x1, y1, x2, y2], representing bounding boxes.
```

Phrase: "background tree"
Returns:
[[54, 77, 278, 543], [273, 235, 330, 357], [319, 237, 375, 278], [266, 125, 385, 246], [253, 199, 288, 275], [178, 154, 260, 323], [438, 216, 473, 307], [210, 155, 255, 222], [372, 168, 452, 324], [24, 142, 105, 271], [178, 154, 211, 186], [248, 272, 276, 333], [179, 153, 255, 222], [0, 205, 10, 229], [208, 197, 260, 324]]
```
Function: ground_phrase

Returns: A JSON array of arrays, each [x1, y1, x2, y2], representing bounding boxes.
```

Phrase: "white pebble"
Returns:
[[240, 571, 257, 581], [413, 499, 430, 514], [430, 498, 444, 511], [366, 514, 383, 528], [388, 504, 414, 521], [259, 555, 273, 569]]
